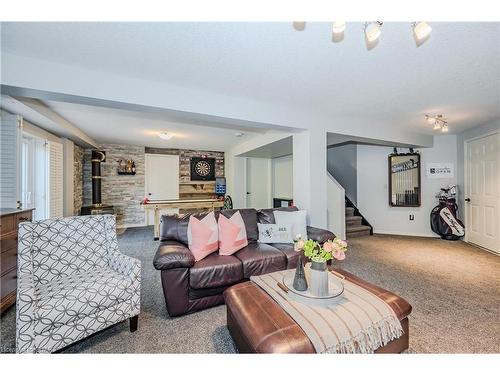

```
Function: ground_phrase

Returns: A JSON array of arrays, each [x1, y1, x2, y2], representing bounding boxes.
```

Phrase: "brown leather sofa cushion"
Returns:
[[306, 226, 335, 243], [257, 206, 298, 224], [234, 242, 286, 278], [268, 243, 301, 269], [159, 211, 211, 245], [190, 252, 243, 289]]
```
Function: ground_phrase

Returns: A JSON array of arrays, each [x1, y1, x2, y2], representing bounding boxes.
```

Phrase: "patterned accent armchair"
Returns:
[[15, 215, 141, 353]]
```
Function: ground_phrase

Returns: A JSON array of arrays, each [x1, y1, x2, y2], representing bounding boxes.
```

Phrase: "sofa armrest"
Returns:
[[307, 226, 335, 243], [153, 241, 195, 270]]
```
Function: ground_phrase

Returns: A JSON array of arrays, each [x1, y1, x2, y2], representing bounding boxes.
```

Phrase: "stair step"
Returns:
[[345, 207, 355, 217], [346, 215, 363, 226], [346, 225, 372, 238]]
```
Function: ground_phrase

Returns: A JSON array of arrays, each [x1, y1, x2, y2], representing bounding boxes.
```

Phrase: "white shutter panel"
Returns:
[[0, 113, 21, 208], [48, 141, 64, 218]]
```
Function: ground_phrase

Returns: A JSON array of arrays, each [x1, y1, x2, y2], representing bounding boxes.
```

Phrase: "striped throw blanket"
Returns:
[[250, 269, 403, 354]]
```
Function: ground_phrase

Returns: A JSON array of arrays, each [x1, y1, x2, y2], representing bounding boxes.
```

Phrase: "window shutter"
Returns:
[[48, 141, 64, 218], [0, 113, 21, 208]]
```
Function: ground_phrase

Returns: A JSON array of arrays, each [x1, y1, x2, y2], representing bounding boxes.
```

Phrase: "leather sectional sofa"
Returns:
[[153, 207, 335, 317]]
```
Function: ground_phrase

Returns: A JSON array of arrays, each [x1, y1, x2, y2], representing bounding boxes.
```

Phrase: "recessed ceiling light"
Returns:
[[234, 132, 244, 137], [159, 132, 173, 140], [413, 22, 432, 47]]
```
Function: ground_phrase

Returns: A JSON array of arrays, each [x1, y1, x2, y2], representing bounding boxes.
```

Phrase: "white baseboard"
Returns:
[[373, 230, 440, 238]]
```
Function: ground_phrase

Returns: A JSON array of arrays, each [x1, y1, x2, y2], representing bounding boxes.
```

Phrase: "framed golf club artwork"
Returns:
[[388, 152, 421, 207]]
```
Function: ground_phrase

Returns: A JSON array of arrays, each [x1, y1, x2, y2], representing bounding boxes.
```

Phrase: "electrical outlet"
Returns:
[[409, 214, 415, 221]]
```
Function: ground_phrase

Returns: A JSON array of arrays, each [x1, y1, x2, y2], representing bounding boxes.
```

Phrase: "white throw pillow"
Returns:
[[273, 210, 308, 240], [257, 223, 293, 244]]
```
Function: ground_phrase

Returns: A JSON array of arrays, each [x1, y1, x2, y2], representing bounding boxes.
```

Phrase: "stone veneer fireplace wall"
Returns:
[[81, 144, 225, 227]]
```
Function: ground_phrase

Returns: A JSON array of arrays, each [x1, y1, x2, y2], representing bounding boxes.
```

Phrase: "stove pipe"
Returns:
[[91, 150, 106, 207]]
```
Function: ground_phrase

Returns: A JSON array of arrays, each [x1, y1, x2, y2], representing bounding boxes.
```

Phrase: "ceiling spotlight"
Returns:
[[364, 21, 383, 50], [433, 122, 442, 130], [413, 22, 432, 47], [293, 22, 306, 31], [234, 132, 244, 137], [331, 22, 346, 43], [158, 132, 173, 140], [441, 124, 449, 133]]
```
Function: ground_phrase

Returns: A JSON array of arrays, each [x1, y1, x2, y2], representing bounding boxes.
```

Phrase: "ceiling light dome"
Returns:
[[159, 132, 173, 140]]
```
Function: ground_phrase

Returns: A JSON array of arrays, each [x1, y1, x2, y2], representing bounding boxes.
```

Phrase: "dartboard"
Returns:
[[190, 157, 216, 181], [195, 160, 211, 177]]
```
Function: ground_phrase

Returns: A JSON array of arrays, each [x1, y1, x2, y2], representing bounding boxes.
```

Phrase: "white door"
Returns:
[[246, 157, 271, 209], [465, 133, 500, 253], [145, 154, 179, 225]]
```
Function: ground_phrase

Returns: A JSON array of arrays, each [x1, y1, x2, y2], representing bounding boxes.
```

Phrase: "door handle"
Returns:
[[465, 198, 471, 202], [246, 192, 251, 195]]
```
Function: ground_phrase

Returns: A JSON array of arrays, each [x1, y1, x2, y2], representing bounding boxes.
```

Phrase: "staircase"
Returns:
[[345, 206, 372, 238]]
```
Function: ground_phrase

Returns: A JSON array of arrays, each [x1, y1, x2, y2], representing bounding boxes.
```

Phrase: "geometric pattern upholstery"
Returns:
[[16, 215, 141, 353]]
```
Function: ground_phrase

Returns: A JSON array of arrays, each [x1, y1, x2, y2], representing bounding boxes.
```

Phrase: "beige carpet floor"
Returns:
[[1, 228, 499, 353], [343, 234, 500, 353]]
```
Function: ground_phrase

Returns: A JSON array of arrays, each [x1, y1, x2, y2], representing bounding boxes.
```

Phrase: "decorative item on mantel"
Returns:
[[294, 236, 347, 297], [117, 159, 136, 175]]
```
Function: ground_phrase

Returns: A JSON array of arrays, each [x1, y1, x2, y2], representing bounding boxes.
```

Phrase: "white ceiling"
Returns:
[[42, 100, 264, 151], [1, 22, 499, 135]]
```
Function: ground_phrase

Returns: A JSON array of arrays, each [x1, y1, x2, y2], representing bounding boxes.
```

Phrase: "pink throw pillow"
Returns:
[[218, 211, 248, 255], [187, 212, 219, 261]]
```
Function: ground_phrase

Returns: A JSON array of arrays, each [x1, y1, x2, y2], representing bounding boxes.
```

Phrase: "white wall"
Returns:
[[272, 155, 293, 199], [293, 129, 327, 228], [357, 135, 458, 237], [62, 138, 75, 217]]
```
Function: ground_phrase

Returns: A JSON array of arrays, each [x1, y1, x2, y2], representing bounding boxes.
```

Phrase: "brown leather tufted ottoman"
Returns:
[[223, 269, 412, 353]]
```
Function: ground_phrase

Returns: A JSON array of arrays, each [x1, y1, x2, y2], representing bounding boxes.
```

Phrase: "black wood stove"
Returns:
[[80, 150, 114, 215]]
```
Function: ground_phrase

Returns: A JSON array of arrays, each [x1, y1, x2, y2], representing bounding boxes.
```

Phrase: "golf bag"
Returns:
[[430, 185, 465, 240]]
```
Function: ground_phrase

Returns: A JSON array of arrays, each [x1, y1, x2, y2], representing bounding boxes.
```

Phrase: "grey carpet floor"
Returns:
[[1, 227, 499, 353]]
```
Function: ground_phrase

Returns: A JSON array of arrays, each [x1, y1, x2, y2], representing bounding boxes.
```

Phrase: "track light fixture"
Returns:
[[364, 21, 383, 50], [412, 22, 432, 47], [331, 22, 346, 43], [426, 115, 449, 132], [292, 22, 432, 50]]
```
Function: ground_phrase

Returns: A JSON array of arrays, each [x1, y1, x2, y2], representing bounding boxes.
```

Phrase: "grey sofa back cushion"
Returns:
[[257, 206, 298, 224], [23, 215, 110, 286]]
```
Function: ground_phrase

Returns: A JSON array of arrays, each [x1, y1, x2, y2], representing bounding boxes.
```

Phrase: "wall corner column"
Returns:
[[293, 129, 327, 228]]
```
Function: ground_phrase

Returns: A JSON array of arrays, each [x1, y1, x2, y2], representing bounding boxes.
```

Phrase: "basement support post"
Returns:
[[293, 129, 327, 228]]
